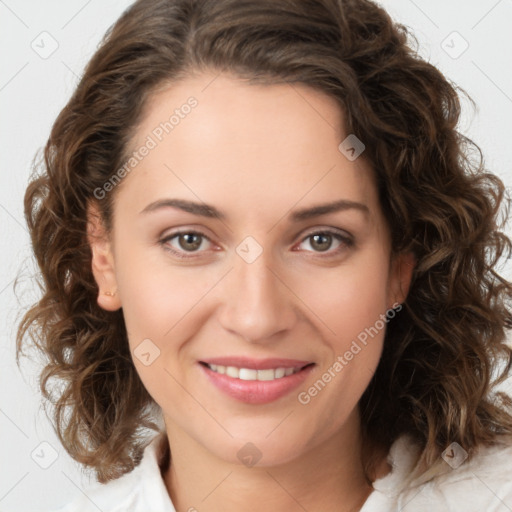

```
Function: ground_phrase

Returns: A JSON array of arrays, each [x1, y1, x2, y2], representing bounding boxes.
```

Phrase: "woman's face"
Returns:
[[89, 72, 413, 467]]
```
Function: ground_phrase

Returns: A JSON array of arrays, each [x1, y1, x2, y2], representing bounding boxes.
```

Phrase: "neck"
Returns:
[[162, 409, 377, 512]]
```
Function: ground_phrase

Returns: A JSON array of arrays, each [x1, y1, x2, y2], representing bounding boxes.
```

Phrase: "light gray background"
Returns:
[[1, 1, 511, 511]]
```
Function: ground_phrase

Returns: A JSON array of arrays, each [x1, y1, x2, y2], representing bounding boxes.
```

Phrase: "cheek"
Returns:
[[293, 248, 390, 423], [113, 247, 225, 398], [114, 258, 206, 405], [114, 237, 214, 343], [294, 250, 391, 346]]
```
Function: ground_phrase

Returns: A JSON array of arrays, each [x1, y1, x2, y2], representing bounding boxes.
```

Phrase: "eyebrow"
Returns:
[[139, 198, 369, 221]]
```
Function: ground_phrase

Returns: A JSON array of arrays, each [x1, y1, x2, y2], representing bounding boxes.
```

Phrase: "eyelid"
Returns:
[[294, 227, 354, 254], [159, 229, 217, 257], [299, 226, 353, 242]]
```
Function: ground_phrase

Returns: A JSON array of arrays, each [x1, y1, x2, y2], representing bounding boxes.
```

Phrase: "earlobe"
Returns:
[[86, 201, 122, 311], [97, 289, 121, 311]]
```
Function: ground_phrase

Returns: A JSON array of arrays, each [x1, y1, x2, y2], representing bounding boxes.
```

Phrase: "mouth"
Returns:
[[198, 357, 315, 404], [200, 362, 309, 381]]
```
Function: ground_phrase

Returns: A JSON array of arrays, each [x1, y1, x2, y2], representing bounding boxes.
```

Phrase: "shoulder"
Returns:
[[54, 434, 176, 512], [423, 437, 512, 510], [364, 434, 512, 512]]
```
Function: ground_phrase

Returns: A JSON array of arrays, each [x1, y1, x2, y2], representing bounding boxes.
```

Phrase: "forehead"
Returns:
[[116, 72, 380, 226], [134, 72, 346, 154]]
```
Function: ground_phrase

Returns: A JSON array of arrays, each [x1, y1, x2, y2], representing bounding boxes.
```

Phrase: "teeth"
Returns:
[[257, 369, 275, 381], [207, 364, 302, 381], [226, 366, 239, 378], [275, 367, 285, 378], [239, 368, 258, 380]]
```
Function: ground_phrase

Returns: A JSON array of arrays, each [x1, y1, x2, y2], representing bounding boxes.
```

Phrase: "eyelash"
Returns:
[[159, 229, 354, 260]]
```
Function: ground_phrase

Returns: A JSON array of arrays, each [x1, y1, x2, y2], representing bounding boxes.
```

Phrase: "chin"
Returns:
[[196, 419, 316, 468]]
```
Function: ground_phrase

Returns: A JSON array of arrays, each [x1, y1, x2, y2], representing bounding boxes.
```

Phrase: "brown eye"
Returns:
[[160, 230, 213, 258], [309, 233, 333, 252], [297, 230, 354, 256], [177, 233, 203, 251]]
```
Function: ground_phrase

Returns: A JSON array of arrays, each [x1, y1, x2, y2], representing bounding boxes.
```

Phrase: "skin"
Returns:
[[87, 72, 414, 512]]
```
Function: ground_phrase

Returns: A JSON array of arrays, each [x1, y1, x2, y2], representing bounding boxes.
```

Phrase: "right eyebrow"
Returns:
[[140, 198, 226, 220]]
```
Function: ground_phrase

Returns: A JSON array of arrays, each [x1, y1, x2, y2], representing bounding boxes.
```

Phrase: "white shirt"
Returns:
[[56, 433, 512, 511]]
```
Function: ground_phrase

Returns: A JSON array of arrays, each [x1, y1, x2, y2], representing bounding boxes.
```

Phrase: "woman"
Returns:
[[17, 0, 512, 510]]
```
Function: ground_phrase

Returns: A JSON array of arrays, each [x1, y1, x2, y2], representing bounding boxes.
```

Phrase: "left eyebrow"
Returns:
[[289, 199, 370, 221]]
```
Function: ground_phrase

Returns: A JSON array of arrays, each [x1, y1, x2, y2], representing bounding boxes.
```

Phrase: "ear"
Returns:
[[86, 201, 122, 311], [387, 251, 415, 309]]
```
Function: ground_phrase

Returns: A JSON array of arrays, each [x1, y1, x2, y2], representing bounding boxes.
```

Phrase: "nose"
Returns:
[[217, 249, 298, 343]]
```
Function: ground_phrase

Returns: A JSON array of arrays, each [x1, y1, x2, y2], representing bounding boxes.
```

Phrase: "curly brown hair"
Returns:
[[17, 0, 512, 484]]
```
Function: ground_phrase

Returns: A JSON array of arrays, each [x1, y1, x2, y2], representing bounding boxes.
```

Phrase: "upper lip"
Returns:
[[200, 357, 313, 370]]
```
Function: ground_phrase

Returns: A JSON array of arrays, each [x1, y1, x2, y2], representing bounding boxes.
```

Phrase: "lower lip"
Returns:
[[199, 363, 314, 404]]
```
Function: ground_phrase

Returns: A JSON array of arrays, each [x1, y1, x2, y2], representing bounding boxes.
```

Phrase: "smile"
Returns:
[[199, 358, 315, 404], [206, 364, 302, 381]]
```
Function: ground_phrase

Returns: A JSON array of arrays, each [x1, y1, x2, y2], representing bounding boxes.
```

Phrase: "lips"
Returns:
[[199, 357, 315, 404]]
